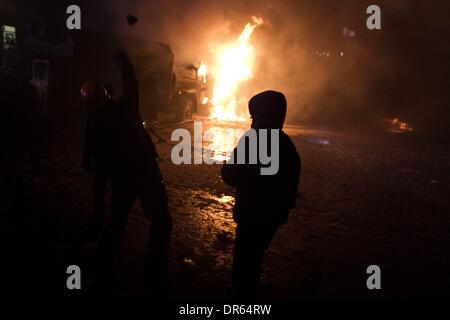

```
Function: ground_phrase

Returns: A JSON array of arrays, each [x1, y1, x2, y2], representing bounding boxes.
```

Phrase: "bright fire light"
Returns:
[[209, 17, 263, 121], [390, 118, 413, 132], [198, 62, 207, 83]]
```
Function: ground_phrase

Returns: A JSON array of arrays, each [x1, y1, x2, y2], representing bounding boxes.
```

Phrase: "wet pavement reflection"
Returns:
[[202, 126, 244, 162]]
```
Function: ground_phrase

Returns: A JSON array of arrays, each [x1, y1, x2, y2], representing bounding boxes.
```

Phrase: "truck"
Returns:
[[1, 26, 210, 127], [128, 40, 210, 124], [71, 33, 211, 124]]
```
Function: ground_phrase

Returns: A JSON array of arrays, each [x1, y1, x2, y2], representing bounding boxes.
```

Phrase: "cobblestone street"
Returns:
[[3, 119, 450, 299]]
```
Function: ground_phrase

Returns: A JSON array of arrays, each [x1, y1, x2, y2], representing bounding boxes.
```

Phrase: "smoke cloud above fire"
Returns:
[[81, 0, 449, 131]]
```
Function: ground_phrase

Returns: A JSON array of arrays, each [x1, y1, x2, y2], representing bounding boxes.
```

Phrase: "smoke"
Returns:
[[88, 0, 449, 131]]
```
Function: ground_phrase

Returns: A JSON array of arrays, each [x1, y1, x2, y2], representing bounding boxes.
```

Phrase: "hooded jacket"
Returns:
[[221, 91, 301, 225]]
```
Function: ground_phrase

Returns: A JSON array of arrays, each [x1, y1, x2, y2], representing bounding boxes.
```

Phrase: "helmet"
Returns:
[[80, 82, 108, 110]]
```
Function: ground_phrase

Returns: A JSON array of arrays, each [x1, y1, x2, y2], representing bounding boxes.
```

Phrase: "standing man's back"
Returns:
[[80, 50, 172, 293], [221, 90, 301, 298]]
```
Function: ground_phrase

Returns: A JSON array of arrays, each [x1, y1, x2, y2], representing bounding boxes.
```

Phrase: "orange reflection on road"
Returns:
[[203, 126, 244, 162]]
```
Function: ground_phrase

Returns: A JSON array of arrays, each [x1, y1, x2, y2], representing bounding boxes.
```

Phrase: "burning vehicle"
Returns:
[[129, 42, 210, 124], [76, 36, 211, 124]]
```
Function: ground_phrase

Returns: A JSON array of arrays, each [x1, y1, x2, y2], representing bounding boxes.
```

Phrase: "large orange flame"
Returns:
[[209, 17, 263, 121], [198, 62, 207, 83]]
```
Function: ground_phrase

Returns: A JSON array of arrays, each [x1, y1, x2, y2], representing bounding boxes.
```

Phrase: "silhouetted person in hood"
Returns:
[[221, 90, 301, 298]]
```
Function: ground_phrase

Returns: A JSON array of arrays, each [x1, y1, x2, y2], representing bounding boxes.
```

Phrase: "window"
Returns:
[[1, 25, 16, 50]]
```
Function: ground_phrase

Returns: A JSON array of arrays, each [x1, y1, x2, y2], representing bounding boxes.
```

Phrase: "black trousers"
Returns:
[[232, 222, 279, 298], [93, 167, 109, 228], [96, 168, 172, 284]]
